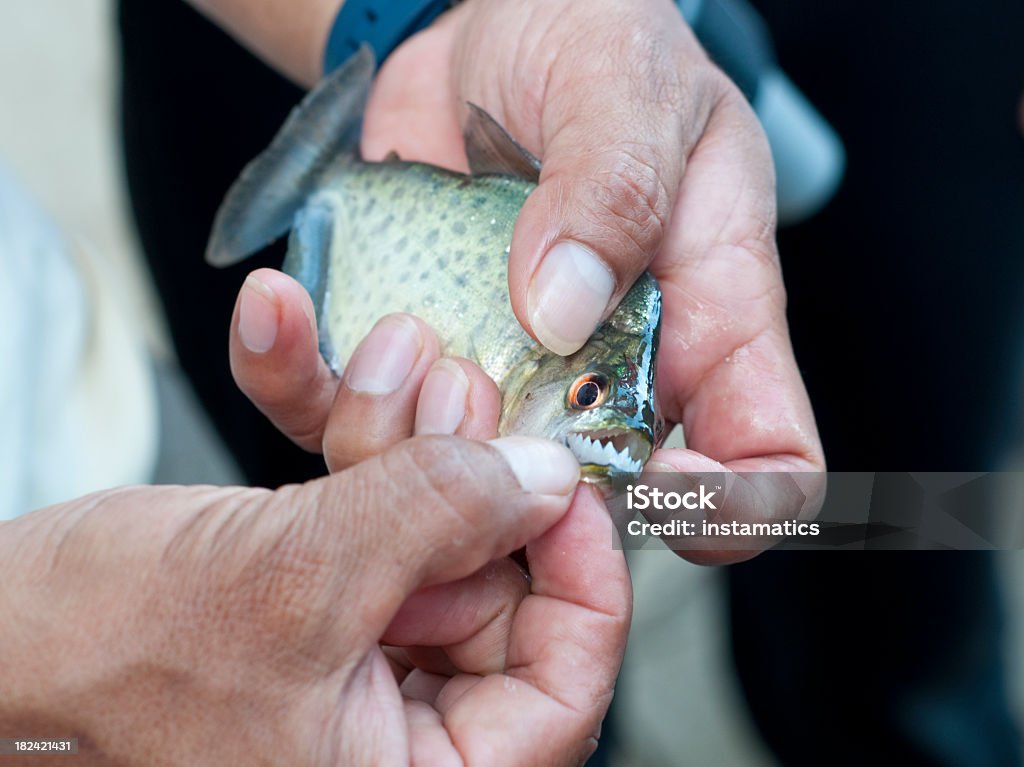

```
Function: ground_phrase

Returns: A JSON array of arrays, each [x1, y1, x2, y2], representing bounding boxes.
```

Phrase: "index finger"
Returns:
[[435, 487, 631, 765], [650, 90, 826, 563]]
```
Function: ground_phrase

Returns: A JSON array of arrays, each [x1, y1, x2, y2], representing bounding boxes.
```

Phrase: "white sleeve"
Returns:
[[0, 162, 158, 520]]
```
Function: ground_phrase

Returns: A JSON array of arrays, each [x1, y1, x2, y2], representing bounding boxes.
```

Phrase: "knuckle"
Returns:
[[589, 144, 673, 258], [736, 236, 782, 276], [704, 64, 741, 101], [623, 26, 689, 108]]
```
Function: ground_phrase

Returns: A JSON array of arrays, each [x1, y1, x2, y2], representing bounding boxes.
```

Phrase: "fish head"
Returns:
[[500, 273, 663, 496]]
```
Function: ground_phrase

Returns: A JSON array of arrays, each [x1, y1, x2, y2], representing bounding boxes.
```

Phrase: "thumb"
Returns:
[[276, 435, 579, 644], [504, 9, 722, 355]]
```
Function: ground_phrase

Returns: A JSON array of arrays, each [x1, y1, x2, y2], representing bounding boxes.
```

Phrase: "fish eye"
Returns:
[[568, 373, 608, 410]]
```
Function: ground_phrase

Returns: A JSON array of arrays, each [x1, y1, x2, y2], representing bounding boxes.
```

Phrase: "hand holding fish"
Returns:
[[0, 436, 628, 765], [203, 0, 826, 561], [376, 0, 829, 562]]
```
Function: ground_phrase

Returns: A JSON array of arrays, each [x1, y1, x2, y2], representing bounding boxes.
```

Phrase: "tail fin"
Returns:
[[205, 46, 375, 267]]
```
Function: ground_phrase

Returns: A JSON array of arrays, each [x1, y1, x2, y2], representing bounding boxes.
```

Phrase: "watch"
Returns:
[[323, 0, 454, 74]]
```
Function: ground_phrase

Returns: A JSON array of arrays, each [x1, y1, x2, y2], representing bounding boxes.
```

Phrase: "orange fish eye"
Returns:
[[568, 373, 609, 410]]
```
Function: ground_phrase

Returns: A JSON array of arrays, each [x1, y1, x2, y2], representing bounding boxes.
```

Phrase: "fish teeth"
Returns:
[[565, 433, 642, 474]]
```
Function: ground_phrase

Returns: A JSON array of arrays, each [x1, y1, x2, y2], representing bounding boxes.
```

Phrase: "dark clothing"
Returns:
[[732, 2, 1024, 765], [118, 0, 1023, 763], [119, 0, 319, 487]]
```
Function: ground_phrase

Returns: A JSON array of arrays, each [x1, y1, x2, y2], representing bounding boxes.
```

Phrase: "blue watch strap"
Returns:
[[677, 0, 773, 102], [323, 0, 451, 74]]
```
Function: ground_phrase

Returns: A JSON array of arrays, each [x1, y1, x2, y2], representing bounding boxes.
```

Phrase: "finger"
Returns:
[[259, 436, 580, 653], [642, 448, 826, 565], [229, 268, 337, 451], [503, 5, 720, 355], [437, 486, 631, 766], [322, 313, 441, 471], [414, 357, 502, 441], [650, 90, 826, 562], [405, 697, 463, 767], [384, 557, 531, 675]]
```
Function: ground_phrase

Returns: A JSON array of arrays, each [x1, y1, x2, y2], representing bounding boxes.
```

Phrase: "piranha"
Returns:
[[206, 46, 663, 494]]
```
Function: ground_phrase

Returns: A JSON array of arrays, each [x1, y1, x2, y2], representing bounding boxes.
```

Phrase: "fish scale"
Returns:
[[317, 161, 538, 386]]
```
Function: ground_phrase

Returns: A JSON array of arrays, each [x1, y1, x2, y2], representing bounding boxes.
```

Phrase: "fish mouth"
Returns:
[[565, 429, 652, 477]]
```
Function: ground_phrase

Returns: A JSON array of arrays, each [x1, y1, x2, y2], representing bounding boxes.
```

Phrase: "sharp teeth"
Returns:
[[565, 432, 642, 474]]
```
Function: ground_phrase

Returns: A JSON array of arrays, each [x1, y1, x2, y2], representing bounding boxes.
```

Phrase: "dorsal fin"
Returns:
[[463, 103, 541, 182], [206, 46, 376, 267]]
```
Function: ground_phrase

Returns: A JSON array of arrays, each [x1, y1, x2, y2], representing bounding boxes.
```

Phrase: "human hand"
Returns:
[[0, 433, 628, 765], [351, 0, 826, 561], [230, 268, 504, 470]]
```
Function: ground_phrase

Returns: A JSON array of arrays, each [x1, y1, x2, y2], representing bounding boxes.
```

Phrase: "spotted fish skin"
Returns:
[[207, 46, 664, 493], [303, 161, 538, 387]]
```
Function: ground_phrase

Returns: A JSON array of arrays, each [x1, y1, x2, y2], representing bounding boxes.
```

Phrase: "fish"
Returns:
[[206, 46, 663, 494]]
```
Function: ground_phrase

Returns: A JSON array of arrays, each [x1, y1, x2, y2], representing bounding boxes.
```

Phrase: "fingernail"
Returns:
[[238, 274, 279, 353], [345, 315, 423, 394], [527, 241, 615, 356], [488, 436, 580, 496], [415, 359, 469, 435]]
